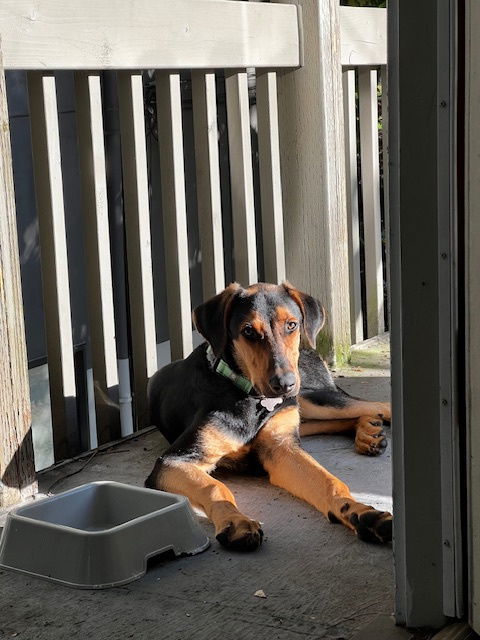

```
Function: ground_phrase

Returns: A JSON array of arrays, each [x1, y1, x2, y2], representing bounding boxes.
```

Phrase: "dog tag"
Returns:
[[260, 397, 283, 411]]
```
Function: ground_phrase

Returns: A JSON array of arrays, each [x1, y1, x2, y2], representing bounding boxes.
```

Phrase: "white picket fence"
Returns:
[[0, 0, 300, 472], [0, 0, 388, 487]]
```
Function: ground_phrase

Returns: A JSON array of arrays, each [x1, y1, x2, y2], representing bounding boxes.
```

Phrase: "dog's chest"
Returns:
[[216, 396, 298, 444]]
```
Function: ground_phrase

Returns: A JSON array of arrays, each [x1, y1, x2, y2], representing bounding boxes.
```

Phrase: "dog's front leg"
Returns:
[[145, 457, 263, 551], [254, 407, 392, 543]]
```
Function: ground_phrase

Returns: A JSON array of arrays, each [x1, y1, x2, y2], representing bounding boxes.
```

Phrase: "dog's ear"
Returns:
[[193, 283, 243, 357], [283, 282, 325, 348]]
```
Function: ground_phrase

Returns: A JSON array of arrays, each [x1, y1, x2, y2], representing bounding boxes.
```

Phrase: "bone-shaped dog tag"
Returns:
[[260, 397, 283, 412]]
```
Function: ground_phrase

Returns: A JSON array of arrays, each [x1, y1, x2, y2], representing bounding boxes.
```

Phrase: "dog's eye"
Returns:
[[242, 325, 257, 340], [286, 320, 298, 332]]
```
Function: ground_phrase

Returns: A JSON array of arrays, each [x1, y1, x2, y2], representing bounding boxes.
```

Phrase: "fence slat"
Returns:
[[0, 49, 37, 506], [225, 70, 257, 286], [256, 70, 286, 284], [27, 72, 79, 460], [75, 72, 134, 444], [156, 71, 193, 360], [381, 65, 390, 329], [191, 71, 225, 299], [358, 67, 384, 337], [342, 69, 363, 344], [117, 71, 157, 428]]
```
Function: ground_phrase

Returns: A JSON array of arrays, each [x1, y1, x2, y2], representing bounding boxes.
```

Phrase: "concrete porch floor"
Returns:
[[0, 335, 409, 640]]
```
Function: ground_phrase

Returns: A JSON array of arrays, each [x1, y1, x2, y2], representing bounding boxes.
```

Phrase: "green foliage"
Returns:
[[340, 0, 386, 7]]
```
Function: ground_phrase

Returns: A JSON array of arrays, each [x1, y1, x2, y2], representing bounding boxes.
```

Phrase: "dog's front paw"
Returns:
[[349, 509, 392, 544], [216, 516, 264, 551], [355, 416, 388, 456], [328, 499, 392, 544]]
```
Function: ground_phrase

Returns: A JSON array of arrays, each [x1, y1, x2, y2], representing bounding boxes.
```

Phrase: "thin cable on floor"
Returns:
[[45, 450, 99, 496]]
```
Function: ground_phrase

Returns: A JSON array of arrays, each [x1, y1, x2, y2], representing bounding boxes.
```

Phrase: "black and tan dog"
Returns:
[[145, 282, 392, 550]]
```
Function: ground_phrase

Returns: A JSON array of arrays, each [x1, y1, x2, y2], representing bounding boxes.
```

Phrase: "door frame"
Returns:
[[389, 0, 463, 627]]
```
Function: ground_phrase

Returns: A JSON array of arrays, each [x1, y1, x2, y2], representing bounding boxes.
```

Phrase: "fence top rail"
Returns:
[[0, 0, 301, 71], [340, 6, 387, 67]]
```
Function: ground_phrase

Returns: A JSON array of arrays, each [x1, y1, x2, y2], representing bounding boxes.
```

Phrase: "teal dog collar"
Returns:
[[206, 345, 253, 394], [206, 345, 284, 412]]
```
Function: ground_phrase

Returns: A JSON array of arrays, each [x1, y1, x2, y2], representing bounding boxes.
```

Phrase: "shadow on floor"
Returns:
[[0, 373, 394, 640]]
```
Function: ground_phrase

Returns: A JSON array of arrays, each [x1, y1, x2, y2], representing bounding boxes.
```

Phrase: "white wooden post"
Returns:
[[343, 69, 363, 344], [381, 66, 390, 330], [0, 49, 37, 506], [256, 70, 286, 284], [192, 71, 225, 299], [27, 72, 79, 460], [156, 71, 193, 360], [225, 70, 258, 286], [75, 72, 120, 446], [117, 72, 157, 428], [276, 0, 351, 363], [358, 67, 385, 337]]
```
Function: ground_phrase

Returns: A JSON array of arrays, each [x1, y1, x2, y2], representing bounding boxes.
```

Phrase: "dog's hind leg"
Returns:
[[299, 416, 388, 457], [299, 419, 358, 436], [299, 394, 391, 422], [299, 394, 390, 456]]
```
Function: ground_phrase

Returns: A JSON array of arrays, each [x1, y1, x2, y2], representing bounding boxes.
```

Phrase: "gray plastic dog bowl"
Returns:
[[0, 481, 209, 589]]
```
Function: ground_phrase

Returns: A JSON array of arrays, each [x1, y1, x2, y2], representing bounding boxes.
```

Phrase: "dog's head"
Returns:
[[193, 282, 324, 398]]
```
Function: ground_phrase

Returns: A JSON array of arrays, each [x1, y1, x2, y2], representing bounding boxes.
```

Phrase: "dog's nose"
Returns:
[[269, 372, 296, 395]]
